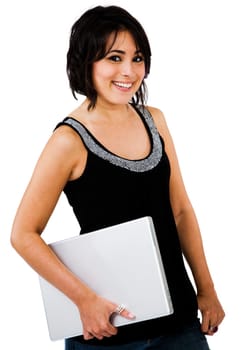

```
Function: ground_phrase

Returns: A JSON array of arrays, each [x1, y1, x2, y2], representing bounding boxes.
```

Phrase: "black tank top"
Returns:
[[56, 105, 198, 345]]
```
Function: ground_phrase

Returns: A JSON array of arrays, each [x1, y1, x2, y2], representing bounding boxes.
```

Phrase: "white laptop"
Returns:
[[39, 216, 173, 341]]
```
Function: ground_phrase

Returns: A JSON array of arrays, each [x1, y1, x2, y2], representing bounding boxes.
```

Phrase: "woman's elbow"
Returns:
[[10, 227, 23, 253]]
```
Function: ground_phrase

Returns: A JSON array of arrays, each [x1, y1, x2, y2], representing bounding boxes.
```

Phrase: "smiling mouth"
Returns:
[[113, 81, 133, 89]]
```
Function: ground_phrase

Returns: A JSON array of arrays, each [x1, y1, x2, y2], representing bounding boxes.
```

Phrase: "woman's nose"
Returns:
[[121, 61, 134, 76]]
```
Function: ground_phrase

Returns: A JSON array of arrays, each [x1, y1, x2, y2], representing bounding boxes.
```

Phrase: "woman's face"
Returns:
[[92, 31, 145, 107]]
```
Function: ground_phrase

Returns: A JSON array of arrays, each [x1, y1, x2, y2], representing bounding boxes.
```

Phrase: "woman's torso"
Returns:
[[55, 104, 198, 345]]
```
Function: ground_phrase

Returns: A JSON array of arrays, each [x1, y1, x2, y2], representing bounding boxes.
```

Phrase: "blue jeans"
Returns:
[[65, 320, 210, 350]]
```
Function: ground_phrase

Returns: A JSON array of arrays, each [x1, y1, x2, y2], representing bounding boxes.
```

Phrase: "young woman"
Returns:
[[11, 5, 225, 350]]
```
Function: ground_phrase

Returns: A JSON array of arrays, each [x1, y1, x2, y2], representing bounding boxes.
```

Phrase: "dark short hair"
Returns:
[[66, 5, 152, 109]]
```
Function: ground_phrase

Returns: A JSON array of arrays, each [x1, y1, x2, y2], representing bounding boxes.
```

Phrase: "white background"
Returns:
[[1, 0, 240, 349]]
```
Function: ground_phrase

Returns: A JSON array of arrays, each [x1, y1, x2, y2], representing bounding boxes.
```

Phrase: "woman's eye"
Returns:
[[134, 55, 144, 63], [107, 55, 144, 63], [108, 55, 121, 62]]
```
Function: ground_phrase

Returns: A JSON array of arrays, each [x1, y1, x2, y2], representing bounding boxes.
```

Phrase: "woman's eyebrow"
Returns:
[[108, 49, 125, 54], [108, 49, 142, 55]]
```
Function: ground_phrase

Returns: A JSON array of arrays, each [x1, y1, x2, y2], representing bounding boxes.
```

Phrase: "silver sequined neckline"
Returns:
[[63, 105, 162, 172]]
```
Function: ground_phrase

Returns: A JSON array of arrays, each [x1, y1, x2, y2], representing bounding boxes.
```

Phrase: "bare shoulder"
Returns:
[[145, 105, 169, 133], [145, 104, 182, 172], [39, 122, 87, 181], [145, 105, 177, 159], [51, 123, 84, 154]]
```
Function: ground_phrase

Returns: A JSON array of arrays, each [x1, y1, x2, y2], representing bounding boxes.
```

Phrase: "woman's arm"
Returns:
[[149, 106, 225, 335], [11, 126, 133, 340]]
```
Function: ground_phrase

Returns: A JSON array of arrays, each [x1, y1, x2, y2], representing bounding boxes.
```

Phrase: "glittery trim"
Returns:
[[62, 106, 162, 172]]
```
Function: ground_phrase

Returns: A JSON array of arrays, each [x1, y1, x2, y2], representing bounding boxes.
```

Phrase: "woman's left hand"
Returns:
[[197, 290, 225, 336]]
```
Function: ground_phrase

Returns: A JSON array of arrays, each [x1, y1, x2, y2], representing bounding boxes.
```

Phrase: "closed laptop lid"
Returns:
[[39, 216, 173, 341]]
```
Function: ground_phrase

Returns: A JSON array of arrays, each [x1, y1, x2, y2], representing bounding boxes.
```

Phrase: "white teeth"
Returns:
[[114, 82, 132, 88]]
